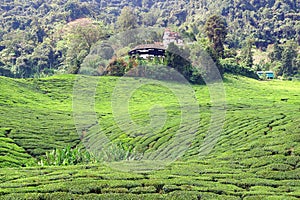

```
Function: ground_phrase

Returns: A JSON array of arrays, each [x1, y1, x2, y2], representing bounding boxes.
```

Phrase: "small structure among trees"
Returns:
[[128, 43, 166, 59], [257, 71, 275, 79], [163, 28, 184, 48], [128, 29, 183, 58]]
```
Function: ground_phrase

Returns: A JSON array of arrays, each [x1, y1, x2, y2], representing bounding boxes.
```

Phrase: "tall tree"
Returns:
[[280, 42, 297, 76], [117, 7, 137, 31], [268, 42, 283, 62], [60, 18, 107, 74], [240, 38, 254, 68], [204, 15, 228, 59]]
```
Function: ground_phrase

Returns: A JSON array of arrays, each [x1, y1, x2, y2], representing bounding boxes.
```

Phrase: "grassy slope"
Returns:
[[0, 128, 34, 167], [0, 75, 78, 157], [0, 74, 299, 199]]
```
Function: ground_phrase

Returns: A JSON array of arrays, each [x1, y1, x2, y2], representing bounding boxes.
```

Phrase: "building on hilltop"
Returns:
[[128, 43, 166, 59], [163, 28, 183, 48], [128, 28, 184, 58]]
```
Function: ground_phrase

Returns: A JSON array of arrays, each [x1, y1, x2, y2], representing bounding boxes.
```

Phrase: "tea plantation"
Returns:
[[0, 74, 299, 199]]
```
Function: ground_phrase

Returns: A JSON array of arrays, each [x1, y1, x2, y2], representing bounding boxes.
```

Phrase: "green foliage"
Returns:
[[141, 9, 159, 27], [0, 74, 300, 198], [117, 7, 138, 31], [190, 40, 224, 78], [58, 18, 108, 74], [165, 43, 199, 83], [97, 142, 143, 162], [0, 128, 35, 168], [104, 47, 204, 84], [0, 75, 78, 159], [105, 57, 133, 76], [0, 2, 112, 78], [240, 38, 254, 68], [280, 42, 298, 76], [221, 58, 258, 79], [267, 41, 299, 77], [0, 0, 298, 78], [204, 15, 228, 59], [269, 42, 283, 62], [39, 145, 97, 166]]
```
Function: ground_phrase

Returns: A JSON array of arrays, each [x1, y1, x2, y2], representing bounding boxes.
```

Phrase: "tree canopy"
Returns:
[[0, 0, 298, 79], [204, 15, 228, 59]]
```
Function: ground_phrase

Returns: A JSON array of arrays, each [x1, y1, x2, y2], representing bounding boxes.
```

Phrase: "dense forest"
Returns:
[[0, 0, 299, 79]]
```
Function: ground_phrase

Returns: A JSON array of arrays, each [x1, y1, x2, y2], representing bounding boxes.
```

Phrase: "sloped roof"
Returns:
[[130, 43, 166, 51]]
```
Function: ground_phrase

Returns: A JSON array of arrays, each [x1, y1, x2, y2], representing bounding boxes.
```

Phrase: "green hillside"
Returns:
[[0, 128, 33, 168], [0, 74, 299, 199], [0, 75, 78, 157]]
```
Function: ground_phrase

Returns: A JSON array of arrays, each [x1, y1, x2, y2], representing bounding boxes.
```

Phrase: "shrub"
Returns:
[[97, 142, 144, 162], [129, 186, 157, 194], [221, 58, 258, 79], [101, 187, 129, 193], [38, 145, 97, 166], [165, 191, 202, 200]]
